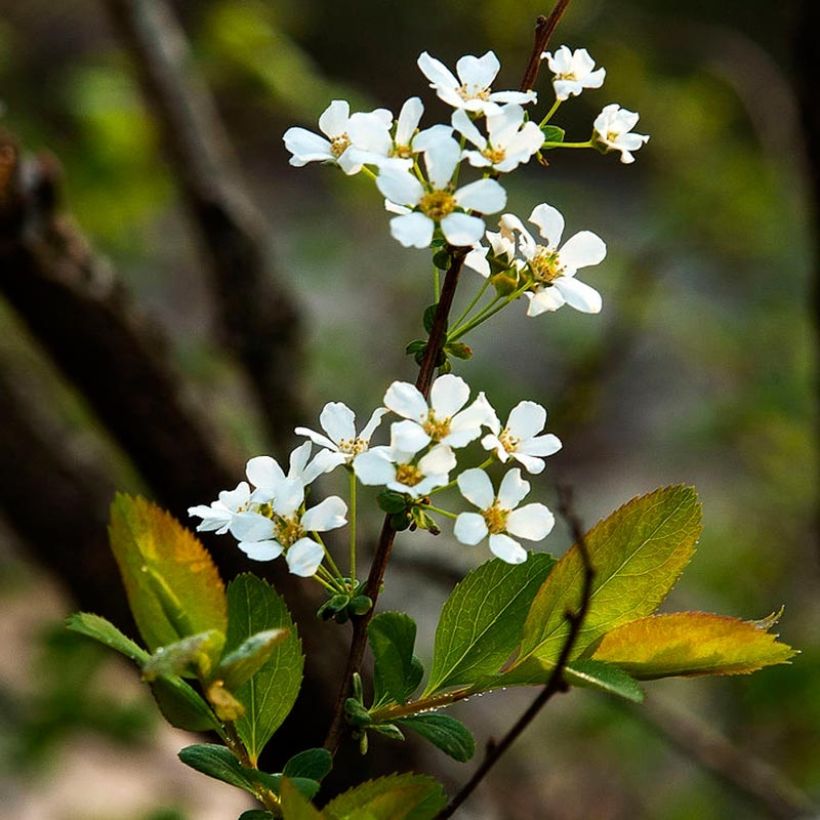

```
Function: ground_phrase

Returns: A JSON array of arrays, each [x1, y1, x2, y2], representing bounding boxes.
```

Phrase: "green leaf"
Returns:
[[405, 339, 427, 356], [108, 494, 227, 650], [226, 574, 304, 763], [377, 490, 409, 514], [281, 777, 323, 820], [368, 612, 423, 705], [541, 124, 566, 145], [425, 554, 555, 695], [396, 713, 475, 762], [178, 744, 258, 795], [150, 676, 220, 731], [283, 748, 332, 782], [590, 612, 798, 678], [66, 612, 149, 664], [564, 660, 644, 702], [519, 486, 701, 667], [217, 628, 288, 691], [142, 630, 225, 681], [422, 304, 441, 334], [323, 773, 447, 820], [238, 812, 277, 820]]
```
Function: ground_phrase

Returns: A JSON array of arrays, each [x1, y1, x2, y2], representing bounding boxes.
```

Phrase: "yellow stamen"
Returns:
[[419, 191, 456, 220]]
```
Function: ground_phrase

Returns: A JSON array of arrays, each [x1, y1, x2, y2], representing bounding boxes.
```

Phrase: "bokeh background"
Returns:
[[0, 0, 817, 818]]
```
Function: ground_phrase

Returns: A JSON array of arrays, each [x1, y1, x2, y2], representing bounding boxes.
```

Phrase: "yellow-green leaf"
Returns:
[[518, 486, 701, 666], [590, 612, 797, 678], [109, 494, 227, 650], [281, 777, 323, 820], [323, 773, 446, 820]]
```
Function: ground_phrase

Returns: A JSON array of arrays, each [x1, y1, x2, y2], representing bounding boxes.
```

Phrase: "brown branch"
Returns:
[[439, 484, 595, 818], [323, 250, 467, 753], [103, 0, 303, 450], [519, 1, 573, 93]]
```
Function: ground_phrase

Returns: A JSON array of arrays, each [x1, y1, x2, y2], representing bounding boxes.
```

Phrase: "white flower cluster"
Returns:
[[283, 46, 647, 317], [189, 375, 562, 573]]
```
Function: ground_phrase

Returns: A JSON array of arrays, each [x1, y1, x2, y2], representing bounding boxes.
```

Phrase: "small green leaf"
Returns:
[[66, 612, 149, 664], [425, 554, 555, 695], [178, 744, 258, 795], [142, 630, 225, 681], [564, 659, 644, 702], [217, 628, 288, 691], [281, 777, 323, 820], [422, 304, 441, 334], [378, 490, 409, 514], [519, 486, 702, 666], [396, 713, 475, 762], [405, 339, 427, 355], [371, 722, 405, 741], [283, 748, 332, 782], [432, 249, 450, 270], [369, 612, 423, 705], [541, 124, 566, 144], [226, 574, 304, 763], [150, 675, 221, 731], [323, 773, 447, 820], [445, 342, 472, 360], [108, 494, 227, 651]]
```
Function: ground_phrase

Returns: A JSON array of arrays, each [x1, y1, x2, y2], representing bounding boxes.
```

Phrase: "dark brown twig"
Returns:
[[323, 250, 467, 753], [519, 1, 573, 93], [439, 485, 595, 818]]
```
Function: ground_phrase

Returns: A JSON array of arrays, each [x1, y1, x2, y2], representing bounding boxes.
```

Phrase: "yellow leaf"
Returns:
[[109, 494, 227, 650], [590, 612, 797, 678]]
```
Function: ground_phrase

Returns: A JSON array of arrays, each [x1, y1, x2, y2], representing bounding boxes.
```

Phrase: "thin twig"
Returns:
[[323, 250, 467, 753], [439, 485, 595, 818], [519, 0, 573, 93]]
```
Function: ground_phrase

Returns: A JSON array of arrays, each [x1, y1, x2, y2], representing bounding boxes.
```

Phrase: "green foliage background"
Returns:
[[0, 0, 816, 818]]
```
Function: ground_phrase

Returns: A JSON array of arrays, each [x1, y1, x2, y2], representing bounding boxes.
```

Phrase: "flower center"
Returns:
[[457, 84, 491, 102], [337, 437, 368, 456], [395, 463, 423, 487], [275, 515, 305, 548], [422, 410, 451, 441], [392, 144, 414, 159], [482, 502, 509, 534], [482, 146, 506, 164], [556, 71, 578, 81], [419, 191, 456, 220], [330, 133, 351, 157], [498, 428, 519, 454], [530, 247, 565, 283], [605, 130, 619, 144]]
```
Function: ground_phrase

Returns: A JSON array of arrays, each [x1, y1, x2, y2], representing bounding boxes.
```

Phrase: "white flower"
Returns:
[[377, 137, 506, 248], [188, 482, 251, 534], [454, 468, 555, 563], [542, 46, 606, 101], [593, 104, 649, 164], [452, 105, 544, 173], [418, 51, 536, 116], [283, 100, 393, 175], [231, 477, 347, 577], [481, 400, 562, 474], [354, 444, 456, 498], [295, 402, 387, 465], [246, 442, 346, 503], [384, 375, 492, 453], [500, 204, 606, 315], [386, 97, 454, 160]]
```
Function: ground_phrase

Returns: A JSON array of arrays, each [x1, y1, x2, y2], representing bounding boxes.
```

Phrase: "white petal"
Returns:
[[528, 204, 565, 248], [318, 100, 350, 138], [559, 231, 606, 272], [456, 52, 500, 90], [454, 512, 489, 545], [497, 468, 530, 510], [396, 96, 424, 146], [511, 452, 546, 474], [390, 212, 435, 248], [413, 124, 455, 152], [525, 287, 565, 316], [475, 392, 500, 433], [320, 402, 357, 444], [282, 128, 332, 165], [488, 533, 527, 564], [545, 46, 573, 74], [272, 477, 305, 517], [294, 426, 337, 451], [219, 481, 251, 511], [487, 103, 524, 145], [553, 276, 602, 313], [488, 90, 537, 105], [481, 433, 507, 461], [441, 213, 486, 247], [457, 468, 495, 509], [521, 433, 562, 458], [230, 511, 276, 542], [419, 444, 457, 476], [238, 540, 283, 562], [506, 401, 547, 439], [506, 503, 555, 540], [288, 441, 312, 478], [418, 52, 459, 91], [302, 496, 348, 532], [360, 407, 388, 442], [286, 538, 325, 577], [464, 245, 491, 278], [188, 504, 231, 533], [347, 111, 392, 155], [430, 374, 470, 418], [301, 450, 346, 484], [390, 419, 431, 454], [246, 455, 285, 490], [384, 381, 428, 421], [423, 137, 461, 189], [377, 167, 424, 207], [451, 108, 486, 149], [455, 178, 506, 214], [353, 450, 396, 485]]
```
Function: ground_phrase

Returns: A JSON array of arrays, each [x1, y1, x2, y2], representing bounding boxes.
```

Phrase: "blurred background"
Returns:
[[0, 0, 817, 818]]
